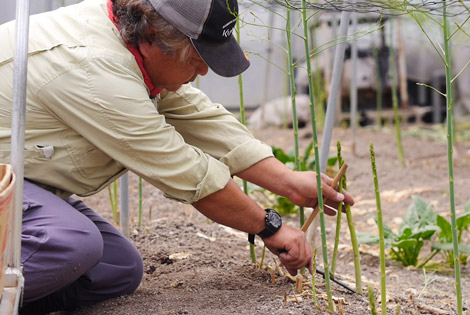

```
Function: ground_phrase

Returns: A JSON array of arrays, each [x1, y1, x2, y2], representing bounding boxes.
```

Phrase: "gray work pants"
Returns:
[[21, 180, 143, 305]]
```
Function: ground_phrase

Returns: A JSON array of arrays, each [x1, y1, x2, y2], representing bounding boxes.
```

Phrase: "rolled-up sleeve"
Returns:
[[158, 85, 274, 174]]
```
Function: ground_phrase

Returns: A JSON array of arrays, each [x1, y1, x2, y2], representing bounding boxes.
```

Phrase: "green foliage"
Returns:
[[433, 201, 470, 266], [358, 196, 439, 267], [241, 144, 337, 216], [272, 142, 337, 172], [359, 197, 470, 268], [268, 143, 337, 215]]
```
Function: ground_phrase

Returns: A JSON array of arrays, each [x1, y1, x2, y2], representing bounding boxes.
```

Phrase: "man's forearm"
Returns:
[[192, 179, 266, 234], [234, 157, 293, 198]]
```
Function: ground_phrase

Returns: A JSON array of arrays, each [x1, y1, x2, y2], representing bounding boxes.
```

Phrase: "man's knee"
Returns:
[[124, 251, 144, 295]]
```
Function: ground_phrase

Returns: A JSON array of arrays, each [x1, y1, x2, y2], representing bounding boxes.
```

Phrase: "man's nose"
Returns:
[[197, 62, 209, 76]]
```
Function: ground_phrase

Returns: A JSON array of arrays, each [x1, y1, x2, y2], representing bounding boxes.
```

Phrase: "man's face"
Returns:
[[139, 42, 209, 91]]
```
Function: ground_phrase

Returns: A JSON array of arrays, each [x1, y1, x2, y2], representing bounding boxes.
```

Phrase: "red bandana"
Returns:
[[107, 0, 163, 97]]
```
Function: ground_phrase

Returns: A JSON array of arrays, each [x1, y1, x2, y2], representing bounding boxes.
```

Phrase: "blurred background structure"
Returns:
[[2, 0, 469, 124]]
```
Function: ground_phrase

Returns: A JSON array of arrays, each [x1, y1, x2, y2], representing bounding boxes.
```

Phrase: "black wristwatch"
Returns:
[[248, 209, 282, 244]]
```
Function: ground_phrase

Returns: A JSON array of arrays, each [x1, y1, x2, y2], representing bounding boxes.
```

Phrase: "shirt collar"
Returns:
[[107, 0, 163, 97]]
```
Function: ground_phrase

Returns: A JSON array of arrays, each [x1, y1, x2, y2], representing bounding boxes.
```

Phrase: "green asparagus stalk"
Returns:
[[285, 2, 304, 227], [370, 143, 387, 314], [330, 143, 344, 276], [312, 248, 319, 309], [338, 141, 363, 294], [442, 2, 462, 313], [301, 0, 333, 311], [368, 285, 378, 315], [234, 15, 255, 264]]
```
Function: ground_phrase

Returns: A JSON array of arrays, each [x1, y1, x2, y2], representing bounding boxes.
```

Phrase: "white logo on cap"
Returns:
[[222, 28, 234, 37], [222, 18, 237, 37]]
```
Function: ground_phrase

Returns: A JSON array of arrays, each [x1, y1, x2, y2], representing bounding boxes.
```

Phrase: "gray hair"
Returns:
[[111, 0, 192, 61]]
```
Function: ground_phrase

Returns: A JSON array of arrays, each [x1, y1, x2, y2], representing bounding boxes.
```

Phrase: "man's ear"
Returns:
[[138, 41, 153, 58]]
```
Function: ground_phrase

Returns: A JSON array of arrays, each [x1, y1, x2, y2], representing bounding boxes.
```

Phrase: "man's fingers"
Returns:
[[322, 184, 345, 203], [279, 240, 313, 273]]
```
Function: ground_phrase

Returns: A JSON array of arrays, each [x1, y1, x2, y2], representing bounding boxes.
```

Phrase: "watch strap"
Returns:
[[248, 209, 282, 245], [248, 233, 255, 245]]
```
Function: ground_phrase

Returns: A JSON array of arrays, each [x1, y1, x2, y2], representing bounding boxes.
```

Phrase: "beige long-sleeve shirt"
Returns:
[[0, 0, 273, 202]]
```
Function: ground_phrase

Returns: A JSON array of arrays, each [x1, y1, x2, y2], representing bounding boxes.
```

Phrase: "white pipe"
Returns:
[[120, 173, 129, 237], [320, 10, 351, 172], [9, 0, 31, 269], [350, 4, 358, 154]]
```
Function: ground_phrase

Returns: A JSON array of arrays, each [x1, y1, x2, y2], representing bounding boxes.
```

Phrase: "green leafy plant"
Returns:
[[268, 143, 337, 215], [358, 196, 439, 267], [370, 143, 387, 314], [272, 142, 337, 173], [433, 201, 470, 267]]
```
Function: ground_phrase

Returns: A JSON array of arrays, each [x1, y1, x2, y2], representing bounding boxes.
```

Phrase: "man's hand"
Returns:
[[262, 225, 313, 276], [283, 171, 354, 215], [236, 157, 354, 215]]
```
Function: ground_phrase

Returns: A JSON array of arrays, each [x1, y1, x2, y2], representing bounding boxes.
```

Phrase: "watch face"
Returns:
[[266, 210, 282, 230]]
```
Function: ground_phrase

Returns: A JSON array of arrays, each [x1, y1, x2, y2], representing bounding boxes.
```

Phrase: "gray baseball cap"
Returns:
[[149, 0, 250, 77]]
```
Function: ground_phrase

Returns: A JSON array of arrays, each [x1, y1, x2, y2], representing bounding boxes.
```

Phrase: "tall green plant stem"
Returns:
[[235, 17, 256, 264], [330, 194, 342, 277], [388, 17, 405, 167], [312, 248, 319, 309], [372, 39, 383, 129], [443, 3, 462, 313], [285, 3, 304, 227], [301, 0, 333, 311], [337, 141, 362, 294], [108, 181, 119, 226], [370, 143, 386, 314], [368, 285, 378, 315], [331, 142, 344, 276], [138, 177, 143, 228]]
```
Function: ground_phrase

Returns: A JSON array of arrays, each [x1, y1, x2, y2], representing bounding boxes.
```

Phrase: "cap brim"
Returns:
[[191, 36, 250, 78]]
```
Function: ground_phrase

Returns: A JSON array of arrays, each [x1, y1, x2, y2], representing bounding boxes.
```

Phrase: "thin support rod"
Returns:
[[319, 11, 351, 173], [120, 173, 129, 237], [350, 5, 358, 154], [9, 0, 31, 269]]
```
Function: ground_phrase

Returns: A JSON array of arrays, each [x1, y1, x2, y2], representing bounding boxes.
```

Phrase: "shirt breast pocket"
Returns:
[[61, 129, 122, 180]]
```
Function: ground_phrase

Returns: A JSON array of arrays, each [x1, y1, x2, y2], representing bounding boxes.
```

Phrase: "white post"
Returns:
[[9, 0, 30, 271], [120, 173, 129, 237], [1, 0, 30, 313], [350, 3, 358, 154], [320, 10, 351, 172]]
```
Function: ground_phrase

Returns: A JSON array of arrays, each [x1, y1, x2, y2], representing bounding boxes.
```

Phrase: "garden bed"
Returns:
[[69, 125, 470, 315]]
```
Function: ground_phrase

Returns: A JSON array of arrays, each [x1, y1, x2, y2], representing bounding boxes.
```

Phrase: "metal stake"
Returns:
[[319, 11, 351, 173]]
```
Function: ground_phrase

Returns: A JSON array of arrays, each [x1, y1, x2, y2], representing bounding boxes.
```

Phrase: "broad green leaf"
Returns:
[[275, 196, 297, 216], [456, 213, 470, 233], [411, 225, 439, 240], [402, 205, 418, 231], [437, 215, 452, 242], [432, 243, 470, 254], [392, 238, 418, 250], [272, 146, 294, 164], [357, 232, 379, 245], [412, 196, 437, 226], [397, 227, 413, 241]]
